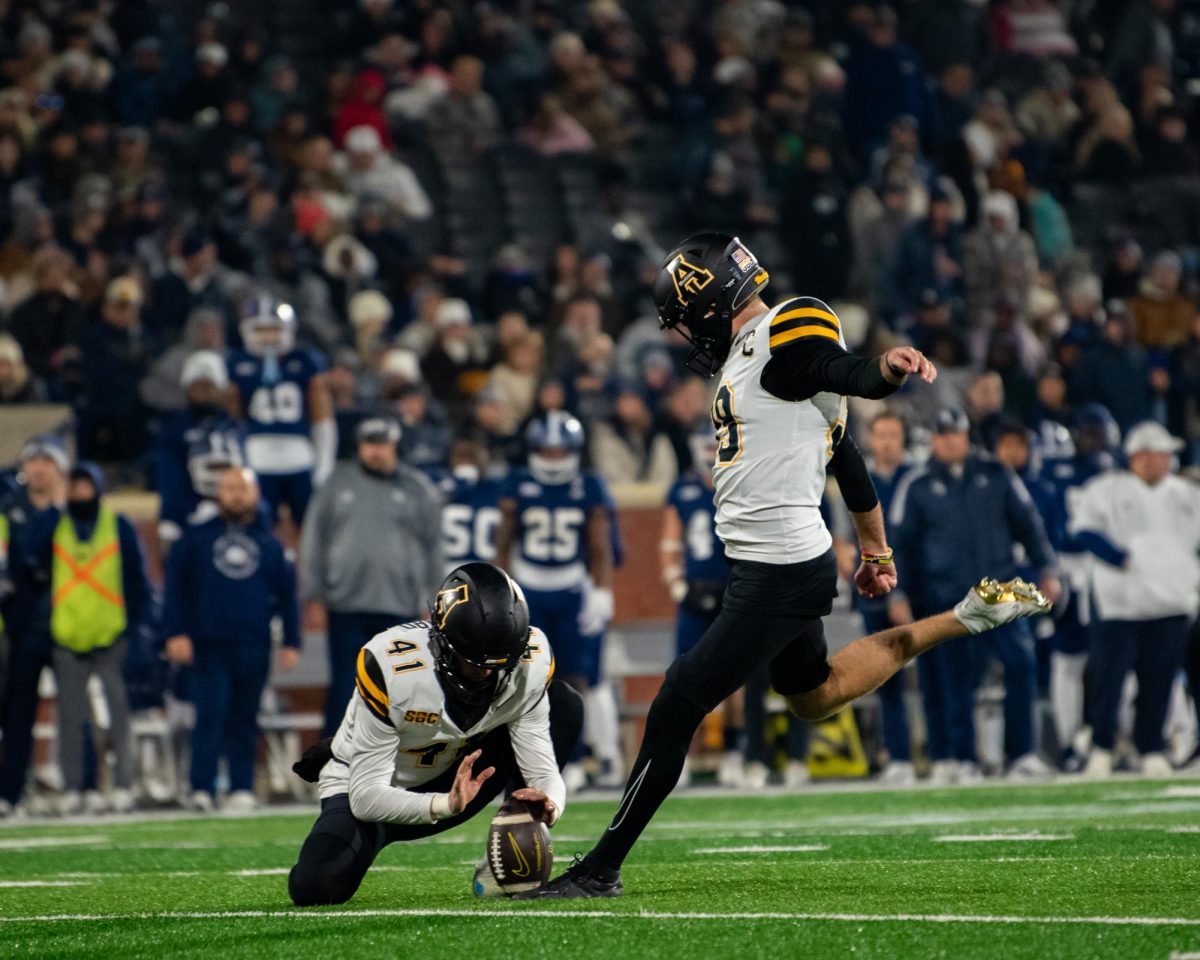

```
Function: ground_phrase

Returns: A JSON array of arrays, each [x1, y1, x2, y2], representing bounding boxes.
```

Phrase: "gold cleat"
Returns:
[[954, 577, 1052, 635], [972, 577, 1051, 610]]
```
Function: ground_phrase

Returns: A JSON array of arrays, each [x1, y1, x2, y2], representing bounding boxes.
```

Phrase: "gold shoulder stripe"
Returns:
[[545, 652, 556, 688], [356, 678, 393, 725], [771, 305, 841, 330], [769, 324, 841, 350], [357, 648, 389, 710]]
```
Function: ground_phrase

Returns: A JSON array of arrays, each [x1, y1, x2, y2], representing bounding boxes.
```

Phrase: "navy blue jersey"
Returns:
[[1038, 452, 1115, 552], [155, 409, 246, 529], [228, 347, 325, 440], [501, 468, 611, 590], [666, 472, 727, 583], [440, 472, 504, 568]]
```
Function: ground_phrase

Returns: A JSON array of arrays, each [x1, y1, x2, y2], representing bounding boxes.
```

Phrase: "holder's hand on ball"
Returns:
[[511, 787, 559, 826]]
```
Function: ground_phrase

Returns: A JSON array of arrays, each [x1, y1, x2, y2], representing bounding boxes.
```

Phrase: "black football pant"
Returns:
[[288, 679, 583, 906], [590, 552, 838, 873]]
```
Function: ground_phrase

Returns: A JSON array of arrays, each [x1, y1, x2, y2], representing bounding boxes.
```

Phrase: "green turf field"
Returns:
[[2, 778, 1199, 959]]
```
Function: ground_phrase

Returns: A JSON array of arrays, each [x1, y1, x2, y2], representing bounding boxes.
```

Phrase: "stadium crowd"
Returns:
[[3, 0, 1200, 813]]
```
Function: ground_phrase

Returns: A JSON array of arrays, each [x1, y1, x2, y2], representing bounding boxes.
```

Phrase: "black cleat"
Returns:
[[515, 854, 624, 899]]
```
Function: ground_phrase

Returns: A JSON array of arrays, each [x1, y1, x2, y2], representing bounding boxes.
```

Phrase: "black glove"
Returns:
[[293, 736, 334, 783]]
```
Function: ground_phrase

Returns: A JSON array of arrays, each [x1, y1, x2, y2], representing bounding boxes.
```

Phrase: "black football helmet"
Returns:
[[652, 232, 770, 375], [429, 562, 532, 721]]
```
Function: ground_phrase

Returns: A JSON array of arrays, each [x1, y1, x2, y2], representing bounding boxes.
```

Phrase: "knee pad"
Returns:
[[547, 680, 585, 764]]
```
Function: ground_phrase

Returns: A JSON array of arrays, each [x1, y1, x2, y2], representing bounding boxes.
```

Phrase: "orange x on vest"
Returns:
[[52, 542, 125, 609]]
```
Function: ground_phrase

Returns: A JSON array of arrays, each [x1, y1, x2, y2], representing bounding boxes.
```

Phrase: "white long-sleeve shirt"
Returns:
[[1068, 471, 1200, 621], [319, 622, 564, 824]]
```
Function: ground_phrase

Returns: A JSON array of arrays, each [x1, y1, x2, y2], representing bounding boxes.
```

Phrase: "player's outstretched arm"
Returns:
[[786, 578, 1049, 721]]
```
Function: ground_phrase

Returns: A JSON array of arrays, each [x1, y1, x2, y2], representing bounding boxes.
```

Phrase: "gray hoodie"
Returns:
[[299, 460, 444, 615]]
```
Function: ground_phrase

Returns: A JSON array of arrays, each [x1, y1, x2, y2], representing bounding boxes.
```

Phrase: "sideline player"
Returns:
[[228, 296, 336, 525], [494, 412, 622, 787], [288, 561, 583, 905], [661, 427, 742, 787], [526, 232, 1050, 898]]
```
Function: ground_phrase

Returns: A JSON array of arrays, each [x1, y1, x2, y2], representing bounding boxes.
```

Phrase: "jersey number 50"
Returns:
[[710, 382, 743, 467]]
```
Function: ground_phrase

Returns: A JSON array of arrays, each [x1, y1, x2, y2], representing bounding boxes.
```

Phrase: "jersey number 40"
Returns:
[[248, 382, 304, 425]]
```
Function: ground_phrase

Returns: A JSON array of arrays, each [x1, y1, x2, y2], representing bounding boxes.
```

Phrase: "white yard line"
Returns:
[[0, 835, 108, 850], [693, 844, 829, 854], [933, 833, 1073, 843], [0, 880, 88, 888], [0, 908, 1198, 927]]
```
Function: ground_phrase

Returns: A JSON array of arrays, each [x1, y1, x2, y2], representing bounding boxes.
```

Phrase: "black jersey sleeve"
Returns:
[[760, 297, 899, 402], [827, 431, 879, 514]]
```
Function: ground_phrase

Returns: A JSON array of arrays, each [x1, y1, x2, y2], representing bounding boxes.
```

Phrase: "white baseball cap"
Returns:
[[180, 350, 229, 390], [345, 125, 382, 154], [436, 298, 472, 328], [1123, 421, 1184, 457]]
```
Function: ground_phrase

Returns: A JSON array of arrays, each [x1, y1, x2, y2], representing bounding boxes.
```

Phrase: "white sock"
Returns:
[[1050, 652, 1088, 749], [584, 682, 623, 767]]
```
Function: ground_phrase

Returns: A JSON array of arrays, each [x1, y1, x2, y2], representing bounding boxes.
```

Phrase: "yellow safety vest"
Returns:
[[51, 508, 126, 653]]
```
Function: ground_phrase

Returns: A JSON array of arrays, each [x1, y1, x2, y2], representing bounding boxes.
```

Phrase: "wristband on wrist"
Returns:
[[429, 792, 454, 822], [861, 550, 894, 565]]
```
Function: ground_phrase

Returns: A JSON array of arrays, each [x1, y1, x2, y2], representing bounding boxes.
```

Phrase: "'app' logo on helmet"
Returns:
[[435, 583, 470, 628], [670, 255, 714, 305]]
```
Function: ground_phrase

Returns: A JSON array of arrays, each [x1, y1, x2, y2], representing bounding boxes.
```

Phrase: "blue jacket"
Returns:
[[890, 456, 1056, 613], [162, 513, 299, 649]]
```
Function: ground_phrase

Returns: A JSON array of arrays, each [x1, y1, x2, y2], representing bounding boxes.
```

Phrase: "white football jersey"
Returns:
[[710, 297, 847, 564], [319, 621, 563, 823]]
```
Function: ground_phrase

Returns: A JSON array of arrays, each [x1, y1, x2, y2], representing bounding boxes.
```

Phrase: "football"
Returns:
[[484, 798, 553, 895]]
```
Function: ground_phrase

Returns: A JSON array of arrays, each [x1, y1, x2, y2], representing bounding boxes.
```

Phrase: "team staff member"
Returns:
[[288, 562, 583, 906], [27, 462, 151, 814], [526, 234, 1050, 899], [889, 409, 1060, 782], [163, 467, 301, 811], [846, 410, 916, 785], [1071, 422, 1200, 778], [0, 437, 68, 815], [299, 416, 444, 735]]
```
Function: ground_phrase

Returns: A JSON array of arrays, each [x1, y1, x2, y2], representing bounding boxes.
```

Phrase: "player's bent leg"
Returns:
[[786, 579, 1051, 722], [289, 795, 382, 906]]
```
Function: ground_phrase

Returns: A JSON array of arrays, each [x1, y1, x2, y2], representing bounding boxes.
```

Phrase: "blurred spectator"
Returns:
[[77, 277, 151, 465], [1075, 102, 1140, 184], [140, 306, 226, 414], [393, 383, 452, 470], [1070, 305, 1150, 429], [333, 69, 392, 151], [112, 37, 174, 128], [889, 408, 1058, 782], [1071, 422, 1199, 779], [0, 334, 47, 403], [7, 247, 83, 386], [1015, 62, 1080, 153], [849, 176, 913, 311], [781, 141, 850, 299], [842, 6, 924, 154], [336, 125, 431, 223], [163, 467, 300, 812], [963, 191, 1038, 324], [1129, 250, 1195, 350], [1141, 105, 1199, 177], [1103, 238, 1144, 301], [886, 186, 963, 319], [589, 382, 677, 487], [33, 462, 150, 815], [429, 55, 501, 159], [517, 93, 594, 156], [484, 331, 544, 436], [148, 228, 228, 351], [300, 416, 443, 735], [422, 298, 491, 422]]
